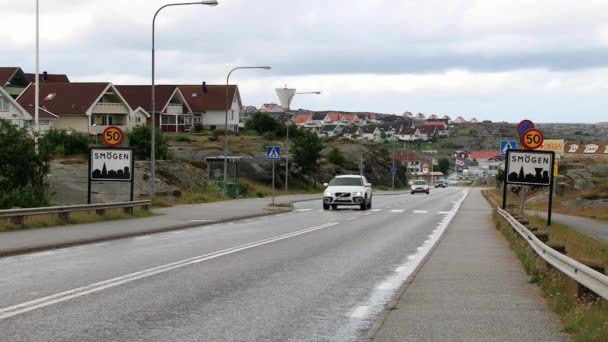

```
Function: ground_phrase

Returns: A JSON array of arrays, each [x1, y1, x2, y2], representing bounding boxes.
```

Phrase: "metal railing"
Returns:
[[498, 208, 608, 300], [0, 201, 151, 225]]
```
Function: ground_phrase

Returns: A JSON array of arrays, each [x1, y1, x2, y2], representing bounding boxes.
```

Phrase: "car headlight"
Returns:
[[324, 190, 332, 197], [354, 191, 363, 196]]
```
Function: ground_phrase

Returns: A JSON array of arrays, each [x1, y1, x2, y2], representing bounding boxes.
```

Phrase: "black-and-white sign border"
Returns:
[[505, 149, 555, 187], [89, 147, 134, 182]]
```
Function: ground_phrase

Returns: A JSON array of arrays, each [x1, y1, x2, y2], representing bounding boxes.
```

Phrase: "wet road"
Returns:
[[0, 188, 467, 341]]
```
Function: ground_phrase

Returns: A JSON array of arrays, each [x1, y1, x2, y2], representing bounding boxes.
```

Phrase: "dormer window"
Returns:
[[45, 93, 56, 101]]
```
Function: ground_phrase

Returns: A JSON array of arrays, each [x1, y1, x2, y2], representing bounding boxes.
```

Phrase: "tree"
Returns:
[[127, 125, 168, 160], [438, 158, 451, 175], [245, 112, 280, 135], [327, 147, 345, 167], [0, 120, 51, 208], [292, 128, 323, 183]]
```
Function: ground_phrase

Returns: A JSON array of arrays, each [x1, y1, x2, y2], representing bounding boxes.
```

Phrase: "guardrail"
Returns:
[[497, 208, 608, 300], [0, 201, 151, 225]]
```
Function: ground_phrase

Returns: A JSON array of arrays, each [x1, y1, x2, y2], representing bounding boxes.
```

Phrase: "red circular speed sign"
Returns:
[[102, 126, 124, 147], [521, 128, 544, 150]]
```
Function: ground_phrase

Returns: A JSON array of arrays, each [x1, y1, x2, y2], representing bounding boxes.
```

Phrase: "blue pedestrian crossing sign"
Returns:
[[500, 140, 518, 156], [266, 146, 281, 161], [389, 166, 397, 175]]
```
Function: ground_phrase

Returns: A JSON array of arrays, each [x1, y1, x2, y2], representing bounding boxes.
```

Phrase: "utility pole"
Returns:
[[392, 138, 395, 189]]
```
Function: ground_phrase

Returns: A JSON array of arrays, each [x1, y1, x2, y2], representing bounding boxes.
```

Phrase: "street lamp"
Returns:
[[283, 91, 321, 192], [150, 1, 218, 197], [223, 66, 271, 196]]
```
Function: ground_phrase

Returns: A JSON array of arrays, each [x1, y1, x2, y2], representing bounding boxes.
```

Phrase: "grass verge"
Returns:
[[0, 208, 153, 232], [486, 191, 608, 341]]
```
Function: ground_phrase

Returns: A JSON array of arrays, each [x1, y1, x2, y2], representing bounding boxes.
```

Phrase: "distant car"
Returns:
[[323, 175, 372, 210], [434, 182, 447, 188], [411, 180, 430, 194]]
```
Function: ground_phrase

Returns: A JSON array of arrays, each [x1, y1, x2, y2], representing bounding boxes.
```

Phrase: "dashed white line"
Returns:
[[187, 219, 210, 222], [370, 209, 381, 212], [413, 210, 428, 214], [92, 243, 108, 248], [346, 216, 358, 221], [170, 230, 186, 234], [295, 209, 313, 212], [134, 236, 151, 240], [376, 282, 392, 290], [390, 209, 404, 213], [437, 211, 451, 215]]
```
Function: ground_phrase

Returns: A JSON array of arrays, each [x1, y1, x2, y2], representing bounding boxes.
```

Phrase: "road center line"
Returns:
[[0, 222, 339, 321], [413, 210, 428, 214]]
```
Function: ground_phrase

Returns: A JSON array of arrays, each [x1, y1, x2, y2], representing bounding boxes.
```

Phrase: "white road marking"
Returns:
[[363, 212, 372, 216], [295, 209, 313, 212], [413, 210, 428, 214], [318, 209, 324, 212], [351, 306, 370, 319], [370, 209, 381, 212], [407, 254, 417, 260], [346, 216, 358, 221], [0, 221, 339, 320], [390, 209, 404, 213], [170, 230, 186, 234], [134, 236, 151, 240], [424, 240, 431, 244], [437, 211, 451, 215], [187, 219, 210, 222], [376, 282, 392, 290], [395, 266, 407, 273], [92, 243, 108, 248]]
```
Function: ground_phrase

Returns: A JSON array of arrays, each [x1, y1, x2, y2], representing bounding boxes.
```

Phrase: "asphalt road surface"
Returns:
[[1, 188, 467, 341]]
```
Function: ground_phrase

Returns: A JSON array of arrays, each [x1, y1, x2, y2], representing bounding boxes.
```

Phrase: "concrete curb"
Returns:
[[0, 208, 291, 258]]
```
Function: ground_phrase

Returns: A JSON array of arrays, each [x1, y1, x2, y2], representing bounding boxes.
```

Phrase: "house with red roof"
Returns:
[[396, 127, 419, 141], [116, 85, 193, 133], [469, 150, 501, 161], [18, 82, 132, 135], [259, 103, 283, 113], [1, 86, 36, 130], [179, 84, 242, 132], [0, 67, 30, 99], [453, 116, 467, 124], [292, 114, 313, 126]]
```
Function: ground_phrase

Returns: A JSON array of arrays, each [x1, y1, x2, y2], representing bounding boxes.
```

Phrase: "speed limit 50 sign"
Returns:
[[521, 128, 544, 150], [102, 126, 124, 147]]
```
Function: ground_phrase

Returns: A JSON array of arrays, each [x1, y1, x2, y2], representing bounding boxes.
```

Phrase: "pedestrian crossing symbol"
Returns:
[[266, 146, 281, 161], [500, 140, 518, 156]]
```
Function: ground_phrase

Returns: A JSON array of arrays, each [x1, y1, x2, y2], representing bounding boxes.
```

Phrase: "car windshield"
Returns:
[[413, 181, 426, 185], [329, 177, 363, 186]]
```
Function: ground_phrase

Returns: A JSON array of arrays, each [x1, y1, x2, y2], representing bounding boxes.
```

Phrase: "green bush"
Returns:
[[0, 120, 51, 209], [262, 131, 275, 141], [127, 125, 168, 160], [39, 129, 89, 156], [327, 147, 345, 167], [209, 129, 222, 142], [245, 112, 280, 135]]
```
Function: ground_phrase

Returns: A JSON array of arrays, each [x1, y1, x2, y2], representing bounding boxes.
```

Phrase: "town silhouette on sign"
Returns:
[[508, 166, 550, 185], [92, 163, 131, 180]]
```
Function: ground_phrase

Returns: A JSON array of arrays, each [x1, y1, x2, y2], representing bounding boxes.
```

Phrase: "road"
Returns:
[[0, 188, 467, 341]]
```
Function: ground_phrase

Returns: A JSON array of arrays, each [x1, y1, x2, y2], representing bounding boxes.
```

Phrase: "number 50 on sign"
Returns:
[[521, 128, 544, 150], [102, 126, 124, 147]]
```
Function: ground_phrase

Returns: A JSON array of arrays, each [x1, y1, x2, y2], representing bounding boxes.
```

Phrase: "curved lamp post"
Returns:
[[284, 91, 321, 192], [150, 0, 218, 197], [223, 66, 271, 195]]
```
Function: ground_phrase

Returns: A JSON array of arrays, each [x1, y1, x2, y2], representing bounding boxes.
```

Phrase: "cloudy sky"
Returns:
[[2, 0, 608, 123]]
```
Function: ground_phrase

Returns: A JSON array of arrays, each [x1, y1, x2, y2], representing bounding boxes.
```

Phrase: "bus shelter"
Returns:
[[205, 156, 242, 198]]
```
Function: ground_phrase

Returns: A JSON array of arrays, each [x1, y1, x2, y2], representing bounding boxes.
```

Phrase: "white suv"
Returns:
[[323, 175, 372, 210]]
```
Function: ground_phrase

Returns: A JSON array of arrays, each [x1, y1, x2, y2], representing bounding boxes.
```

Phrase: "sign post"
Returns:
[[503, 149, 555, 226], [88, 126, 133, 204], [266, 146, 281, 206], [88, 147, 135, 204]]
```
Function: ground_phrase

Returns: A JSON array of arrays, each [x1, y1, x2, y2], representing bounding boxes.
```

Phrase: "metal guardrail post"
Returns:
[[497, 208, 608, 301]]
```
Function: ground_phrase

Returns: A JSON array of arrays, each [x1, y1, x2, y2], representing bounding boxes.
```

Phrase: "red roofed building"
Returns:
[[292, 114, 313, 126], [18, 82, 132, 135], [260, 103, 283, 113], [179, 84, 242, 131], [469, 150, 501, 161]]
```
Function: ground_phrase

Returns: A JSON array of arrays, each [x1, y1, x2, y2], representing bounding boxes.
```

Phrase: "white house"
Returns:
[[17, 82, 132, 135], [0, 86, 33, 129], [180, 84, 242, 132]]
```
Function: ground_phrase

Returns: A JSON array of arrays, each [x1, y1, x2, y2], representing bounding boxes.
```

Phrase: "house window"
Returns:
[[108, 116, 113, 126], [135, 117, 142, 124], [0, 96, 8, 112], [44, 93, 56, 101], [101, 116, 107, 125]]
